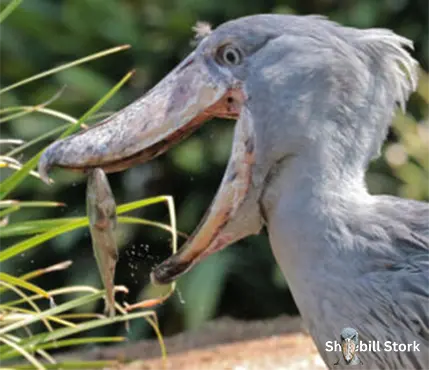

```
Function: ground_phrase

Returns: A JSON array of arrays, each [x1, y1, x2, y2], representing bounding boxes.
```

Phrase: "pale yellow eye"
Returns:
[[217, 45, 242, 66]]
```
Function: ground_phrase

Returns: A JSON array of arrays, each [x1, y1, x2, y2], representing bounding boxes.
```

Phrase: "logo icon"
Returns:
[[341, 327, 361, 365]]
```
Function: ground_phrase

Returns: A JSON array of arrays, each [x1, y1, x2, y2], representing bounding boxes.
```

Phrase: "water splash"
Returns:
[[176, 288, 185, 305]]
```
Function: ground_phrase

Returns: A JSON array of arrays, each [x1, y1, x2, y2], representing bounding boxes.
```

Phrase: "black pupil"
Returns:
[[225, 49, 237, 64]]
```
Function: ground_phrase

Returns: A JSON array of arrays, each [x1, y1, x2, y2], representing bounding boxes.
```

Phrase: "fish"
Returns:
[[86, 168, 118, 317]]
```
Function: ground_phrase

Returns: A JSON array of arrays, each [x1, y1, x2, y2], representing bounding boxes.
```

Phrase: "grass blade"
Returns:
[[0, 218, 88, 262], [1, 310, 154, 359], [0, 305, 75, 328], [0, 139, 25, 145], [0, 336, 45, 370], [0, 219, 78, 238], [5, 124, 69, 158], [0, 0, 22, 24], [118, 216, 188, 238], [0, 280, 54, 336], [0, 70, 134, 200], [0, 201, 64, 209], [116, 195, 174, 214], [0, 45, 130, 95], [36, 336, 124, 351], [0, 291, 104, 337], [0, 162, 43, 180], [18, 261, 73, 282], [5, 286, 100, 307], [4, 111, 114, 158], [0, 206, 19, 218], [0, 272, 52, 300], [0, 196, 175, 262], [0, 261, 71, 295]]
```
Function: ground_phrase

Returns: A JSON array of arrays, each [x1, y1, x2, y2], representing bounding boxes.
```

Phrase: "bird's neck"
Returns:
[[261, 141, 371, 225], [261, 145, 372, 316]]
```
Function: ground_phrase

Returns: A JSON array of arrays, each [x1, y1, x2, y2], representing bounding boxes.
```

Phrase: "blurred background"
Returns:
[[1, 0, 428, 346]]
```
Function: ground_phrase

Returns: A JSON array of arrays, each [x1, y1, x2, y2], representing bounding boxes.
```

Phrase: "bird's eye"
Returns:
[[217, 45, 242, 66]]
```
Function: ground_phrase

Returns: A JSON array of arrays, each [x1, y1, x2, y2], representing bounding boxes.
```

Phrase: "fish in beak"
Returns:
[[39, 20, 273, 285], [86, 168, 118, 317]]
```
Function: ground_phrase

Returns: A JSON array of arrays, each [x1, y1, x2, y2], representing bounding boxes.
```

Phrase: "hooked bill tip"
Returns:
[[38, 142, 61, 185], [38, 157, 52, 185]]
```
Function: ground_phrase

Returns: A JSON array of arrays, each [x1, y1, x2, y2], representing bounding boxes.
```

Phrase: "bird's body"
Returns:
[[39, 14, 428, 369], [266, 164, 429, 368]]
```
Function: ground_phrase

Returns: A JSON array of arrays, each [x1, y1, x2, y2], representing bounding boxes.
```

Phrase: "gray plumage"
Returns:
[[38, 14, 429, 369], [201, 15, 428, 369]]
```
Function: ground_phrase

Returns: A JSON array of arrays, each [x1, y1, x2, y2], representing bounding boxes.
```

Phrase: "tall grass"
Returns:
[[0, 4, 177, 368]]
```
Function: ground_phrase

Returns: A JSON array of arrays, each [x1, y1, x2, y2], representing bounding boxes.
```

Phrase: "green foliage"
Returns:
[[0, 4, 179, 366]]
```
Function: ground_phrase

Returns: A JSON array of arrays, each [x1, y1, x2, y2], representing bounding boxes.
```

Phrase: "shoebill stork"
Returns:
[[39, 14, 428, 369]]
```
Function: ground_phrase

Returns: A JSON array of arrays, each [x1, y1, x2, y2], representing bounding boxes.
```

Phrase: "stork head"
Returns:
[[39, 15, 417, 284]]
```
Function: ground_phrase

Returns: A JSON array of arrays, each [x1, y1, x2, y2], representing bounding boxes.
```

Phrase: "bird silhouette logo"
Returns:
[[341, 327, 361, 365]]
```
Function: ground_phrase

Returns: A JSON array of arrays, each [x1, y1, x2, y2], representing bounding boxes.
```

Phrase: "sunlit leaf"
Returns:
[[0, 272, 52, 300]]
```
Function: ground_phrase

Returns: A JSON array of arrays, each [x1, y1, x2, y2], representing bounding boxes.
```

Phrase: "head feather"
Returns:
[[192, 21, 212, 45], [357, 29, 419, 112]]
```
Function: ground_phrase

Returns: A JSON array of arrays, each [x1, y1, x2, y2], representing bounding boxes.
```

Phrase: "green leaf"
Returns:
[[0, 272, 51, 300], [0, 335, 45, 370], [36, 336, 124, 351], [0, 218, 88, 262], [0, 218, 78, 238], [0, 206, 20, 218], [0, 0, 22, 24]]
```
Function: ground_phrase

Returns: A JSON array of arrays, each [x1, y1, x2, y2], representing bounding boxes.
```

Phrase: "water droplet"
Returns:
[[176, 288, 185, 304], [49, 297, 56, 309]]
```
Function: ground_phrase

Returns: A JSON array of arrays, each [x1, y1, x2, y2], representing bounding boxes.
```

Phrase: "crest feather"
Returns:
[[192, 21, 212, 45], [357, 29, 419, 112]]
